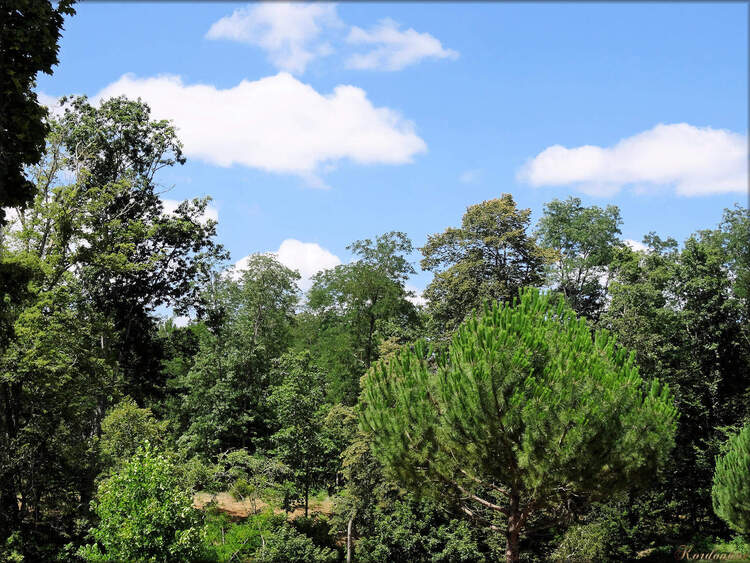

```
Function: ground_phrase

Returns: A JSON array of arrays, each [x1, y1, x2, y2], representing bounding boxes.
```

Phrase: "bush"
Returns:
[[255, 523, 337, 563], [201, 507, 282, 562], [78, 444, 205, 562], [99, 398, 167, 468], [354, 497, 487, 562]]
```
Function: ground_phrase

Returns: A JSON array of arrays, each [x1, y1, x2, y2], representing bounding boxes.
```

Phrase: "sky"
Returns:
[[36, 1, 749, 296]]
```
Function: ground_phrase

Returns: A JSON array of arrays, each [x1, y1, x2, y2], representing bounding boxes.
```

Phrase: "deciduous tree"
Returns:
[[306, 232, 418, 404], [421, 195, 547, 334], [536, 197, 623, 321], [269, 352, 329, 518]]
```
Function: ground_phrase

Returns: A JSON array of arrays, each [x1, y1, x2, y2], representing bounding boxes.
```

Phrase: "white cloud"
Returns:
[[36, 91, 69, 118], [171, 315, 191, 328], [206, 2, 341, 74], [459, 169, 481, 184], [1, 207, 21, 232], [624, 239, 649, 253], [346, 18, 458, 71], [405, 283, 426, 307], [234, 238, 342, 292], [518, 123, 748, 197], [161, 198, 218, 225], [94, 73, 426, 186]]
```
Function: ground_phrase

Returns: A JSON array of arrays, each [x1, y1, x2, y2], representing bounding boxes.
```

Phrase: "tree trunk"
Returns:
[[304, 478, 309, 518], [346, 511, 355, 563], [505, 491, 521, 563], [505, 522, 520, 563]]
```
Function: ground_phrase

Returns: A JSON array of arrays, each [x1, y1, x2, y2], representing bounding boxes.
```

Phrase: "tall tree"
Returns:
[[536, 196, 624, 321], [421, 194, 548, 334], [177, 255, 300, 457], [0, 95, 224, 556], [602, 206, 750, 539], [6, 96, 226, 403], [361, 288, 677, 562], [0, 0, 75, 215], [305, 231, 419, 404], [0, 7, 76, 540], [269, 352, 329, 518]]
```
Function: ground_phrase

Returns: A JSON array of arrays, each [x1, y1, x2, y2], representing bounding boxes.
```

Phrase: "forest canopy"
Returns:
[[1, 2, 748, 561]]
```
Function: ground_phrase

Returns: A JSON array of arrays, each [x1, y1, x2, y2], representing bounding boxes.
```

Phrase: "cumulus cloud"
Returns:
[[518, 123, 748, 197], [346, 18, 458, 71], [161, 198, 218, 225], [94, 73, 426, 186], [171, 315, 191, 328], [206, 2, 341, 74], [624, 239, 649, 253], [36, 91, 69, 118], [206, 5, 456, 74], [234, 238, 342, 292], [405, 283, 426, 307]]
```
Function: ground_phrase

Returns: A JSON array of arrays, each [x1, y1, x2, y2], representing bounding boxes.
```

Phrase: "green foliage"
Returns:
[[0, 0, 75, 214], [99, 397, 168, 468], [713, 424, 750, 535], [551, 521, 611, 562], [421, 194, 548, 334], [305, 231, 419, 404], [361, 287, 677, 560], [0, 280, 111, 546], [220, 450, 292, 514], [201, 507, 282, 563], [255, 523, 337, 563], [536, 196, 624, 321], [603, 207, 750, 538], [269, 352, 330, 517], [7, 96, 226, 404], [355, 497, 488, 562], [176, 255, 299, 456], [79, 444, 204, 562]]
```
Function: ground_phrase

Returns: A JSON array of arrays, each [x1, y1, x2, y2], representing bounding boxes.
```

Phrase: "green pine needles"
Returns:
[[713, 424, 750, 536], [360, 287, 677, 562]]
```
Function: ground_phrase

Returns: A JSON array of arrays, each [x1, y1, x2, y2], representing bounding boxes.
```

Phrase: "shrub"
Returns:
[[78, 444, 204, 562]]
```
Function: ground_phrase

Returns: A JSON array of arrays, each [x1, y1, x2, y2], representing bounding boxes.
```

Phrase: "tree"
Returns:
[[305, 231, 419, 404], [421, 195, 548, 334], [79, 444, 204, 562], [602, 208, 750, 538], [712, 423, 750, 536], [0, 0, 75, 216], [99, 397, 167, 468], [536, 197, 624, 321], [269, 352, 329, 518], [360, 288, 677, 562], [0, 4, 75, 541], [354, 496, 488, 563], [0, 95, 225, 554], [6, 96, 227, 404], [0, 280, 111, 552], [176, 255, 299, 456]]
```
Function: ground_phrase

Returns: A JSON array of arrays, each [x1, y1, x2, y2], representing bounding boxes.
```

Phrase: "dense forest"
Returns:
[[1, 2, 749, 562]]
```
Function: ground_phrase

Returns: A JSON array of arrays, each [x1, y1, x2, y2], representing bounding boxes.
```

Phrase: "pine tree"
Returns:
[[360, 287, 677, 562], [712, 423, 750, 536]]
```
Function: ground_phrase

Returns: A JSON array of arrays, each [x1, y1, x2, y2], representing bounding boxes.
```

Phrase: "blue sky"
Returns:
[[37, 2, 748, 294]]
